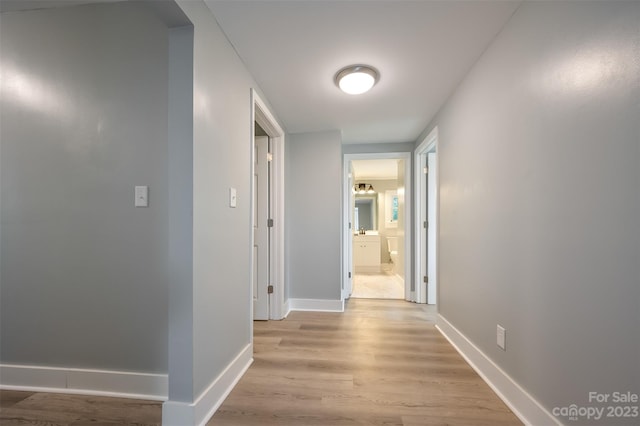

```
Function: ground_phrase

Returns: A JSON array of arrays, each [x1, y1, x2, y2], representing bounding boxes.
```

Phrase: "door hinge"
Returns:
[[423, 167, 429, 174], [267, 218, 274, 228], [348, 272, 352, 279], [349, 222, 352, 229], [268, 285, 274, 294], [424, 276, 428, 283], [267, 152, 273, 162], [423, 221, 428, 229]]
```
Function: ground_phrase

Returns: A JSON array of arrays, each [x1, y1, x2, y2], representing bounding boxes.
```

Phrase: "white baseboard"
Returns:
[[288, 298, 344, 313], [162, 343, 253, 426], [283, 299, 292, 317], [0, 364, 167, 400], [436, 314, 561, 426]]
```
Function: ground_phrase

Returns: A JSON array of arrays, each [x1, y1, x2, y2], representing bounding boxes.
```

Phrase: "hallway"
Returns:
[[208, 299, 521, 425], [0, 300, 521, 425]]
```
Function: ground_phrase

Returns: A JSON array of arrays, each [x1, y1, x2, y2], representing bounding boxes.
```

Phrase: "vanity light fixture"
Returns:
[[335, 65, 379, 95], [353, 183, 376, 194]]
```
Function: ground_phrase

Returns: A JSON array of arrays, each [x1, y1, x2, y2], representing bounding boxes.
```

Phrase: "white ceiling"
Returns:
[[1, 0, 521, 145], [0, 0, 120, 13], [352, 159, 399, 181], [205, 0, 520, 144]]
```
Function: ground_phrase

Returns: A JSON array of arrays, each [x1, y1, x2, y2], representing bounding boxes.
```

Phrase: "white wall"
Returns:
[[287, 131, 342, 301], [361, 179, 398, 263], [0, 2, 170, 373], [426, 1, 639, 423], [354, 179, 401, 264]]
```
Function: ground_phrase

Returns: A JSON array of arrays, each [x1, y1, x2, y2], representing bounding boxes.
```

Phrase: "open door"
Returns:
[[415, 127, 438, 304], [346, 163, 355, 298], [252, 89, 285, 320], [427, 152, 437, 304], [419, 153, 428, 303], [253, 135, 270, 320]]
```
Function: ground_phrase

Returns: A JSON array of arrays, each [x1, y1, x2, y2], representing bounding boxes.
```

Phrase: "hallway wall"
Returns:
[[0, 2, 170, 373], [1, 3, 283, 422], [424, 1, 639, 422], [170, 0, 280, 413], [287, 131, 342, 302]]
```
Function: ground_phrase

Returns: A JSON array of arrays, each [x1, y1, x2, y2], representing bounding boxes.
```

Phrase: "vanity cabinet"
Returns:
[[353, 235, 381, 272]]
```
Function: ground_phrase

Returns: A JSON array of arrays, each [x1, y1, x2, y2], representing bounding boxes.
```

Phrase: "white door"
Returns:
[[419, 153, 428, 303], [427, 152, 437, 304], [254, 136, 270, 320], [346, 163, 355, 298]]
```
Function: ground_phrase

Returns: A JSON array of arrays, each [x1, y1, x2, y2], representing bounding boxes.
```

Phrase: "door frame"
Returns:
[[250, 89, 285, 320], [342, 152, 412, 301], [414, 126, 439, 304]]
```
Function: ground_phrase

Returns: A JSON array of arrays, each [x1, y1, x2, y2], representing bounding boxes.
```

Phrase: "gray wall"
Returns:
[[427, 1, 639, 422], [0, 0, 284, 413], [175, 0, 265, 400], [0, 2, 170, 372], [189, 1, 253, 395], [167, 23, 194, 402], [287, 131, 342, 301]]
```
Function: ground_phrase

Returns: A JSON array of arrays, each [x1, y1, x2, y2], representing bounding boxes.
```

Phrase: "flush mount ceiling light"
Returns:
[[335, 65, 379, 95]]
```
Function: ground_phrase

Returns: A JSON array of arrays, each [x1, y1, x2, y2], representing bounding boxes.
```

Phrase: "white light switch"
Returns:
[[497, 325, 506, 350], [135, 186, 148, 207], [229, 187, 237, 208]]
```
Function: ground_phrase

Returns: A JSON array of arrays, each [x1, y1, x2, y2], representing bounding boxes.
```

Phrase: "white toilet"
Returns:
[[387, 236, 398, 269]]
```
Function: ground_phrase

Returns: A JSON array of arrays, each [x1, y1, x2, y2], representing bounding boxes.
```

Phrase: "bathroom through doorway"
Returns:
[[343, 154, 411, 301]]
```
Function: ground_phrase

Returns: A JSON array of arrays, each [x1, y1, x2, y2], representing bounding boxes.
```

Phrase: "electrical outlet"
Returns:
[[497, 325, 506, 350], [229, 187, 237, 208], [135, 186, 148, 207]]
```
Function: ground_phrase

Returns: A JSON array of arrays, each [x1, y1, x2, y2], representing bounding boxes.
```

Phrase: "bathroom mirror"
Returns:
[[354, 194, 378, 231]]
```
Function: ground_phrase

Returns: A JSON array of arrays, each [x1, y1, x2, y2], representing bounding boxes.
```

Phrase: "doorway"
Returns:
[[342, 153, 412, 302], [251, 89, 285, 321], [414, 127, 438, 304], [253, 132, 270, 320]]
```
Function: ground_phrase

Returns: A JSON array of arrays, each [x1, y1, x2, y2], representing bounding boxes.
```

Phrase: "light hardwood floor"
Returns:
[[0, 299, 521, 425], [208, 299, 521, 425], [0, 390, 162, 425]]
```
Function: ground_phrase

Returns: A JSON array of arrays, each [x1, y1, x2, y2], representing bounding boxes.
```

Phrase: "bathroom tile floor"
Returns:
[[352, 263, 404, 299]]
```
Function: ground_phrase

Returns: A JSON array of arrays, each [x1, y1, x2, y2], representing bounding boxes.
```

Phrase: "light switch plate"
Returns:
[[497, 324, 506, 350], [135, 186, 148, 207], [229, 187, 237, 208]]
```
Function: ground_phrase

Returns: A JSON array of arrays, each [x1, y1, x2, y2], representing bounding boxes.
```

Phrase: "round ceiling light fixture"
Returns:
[[335, 65, 379, 95]]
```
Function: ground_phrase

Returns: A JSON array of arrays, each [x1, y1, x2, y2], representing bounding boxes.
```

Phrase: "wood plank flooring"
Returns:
[[0, 299, 521, 425], [0, 390, 162, 425], [207, 299, 521, 425]]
